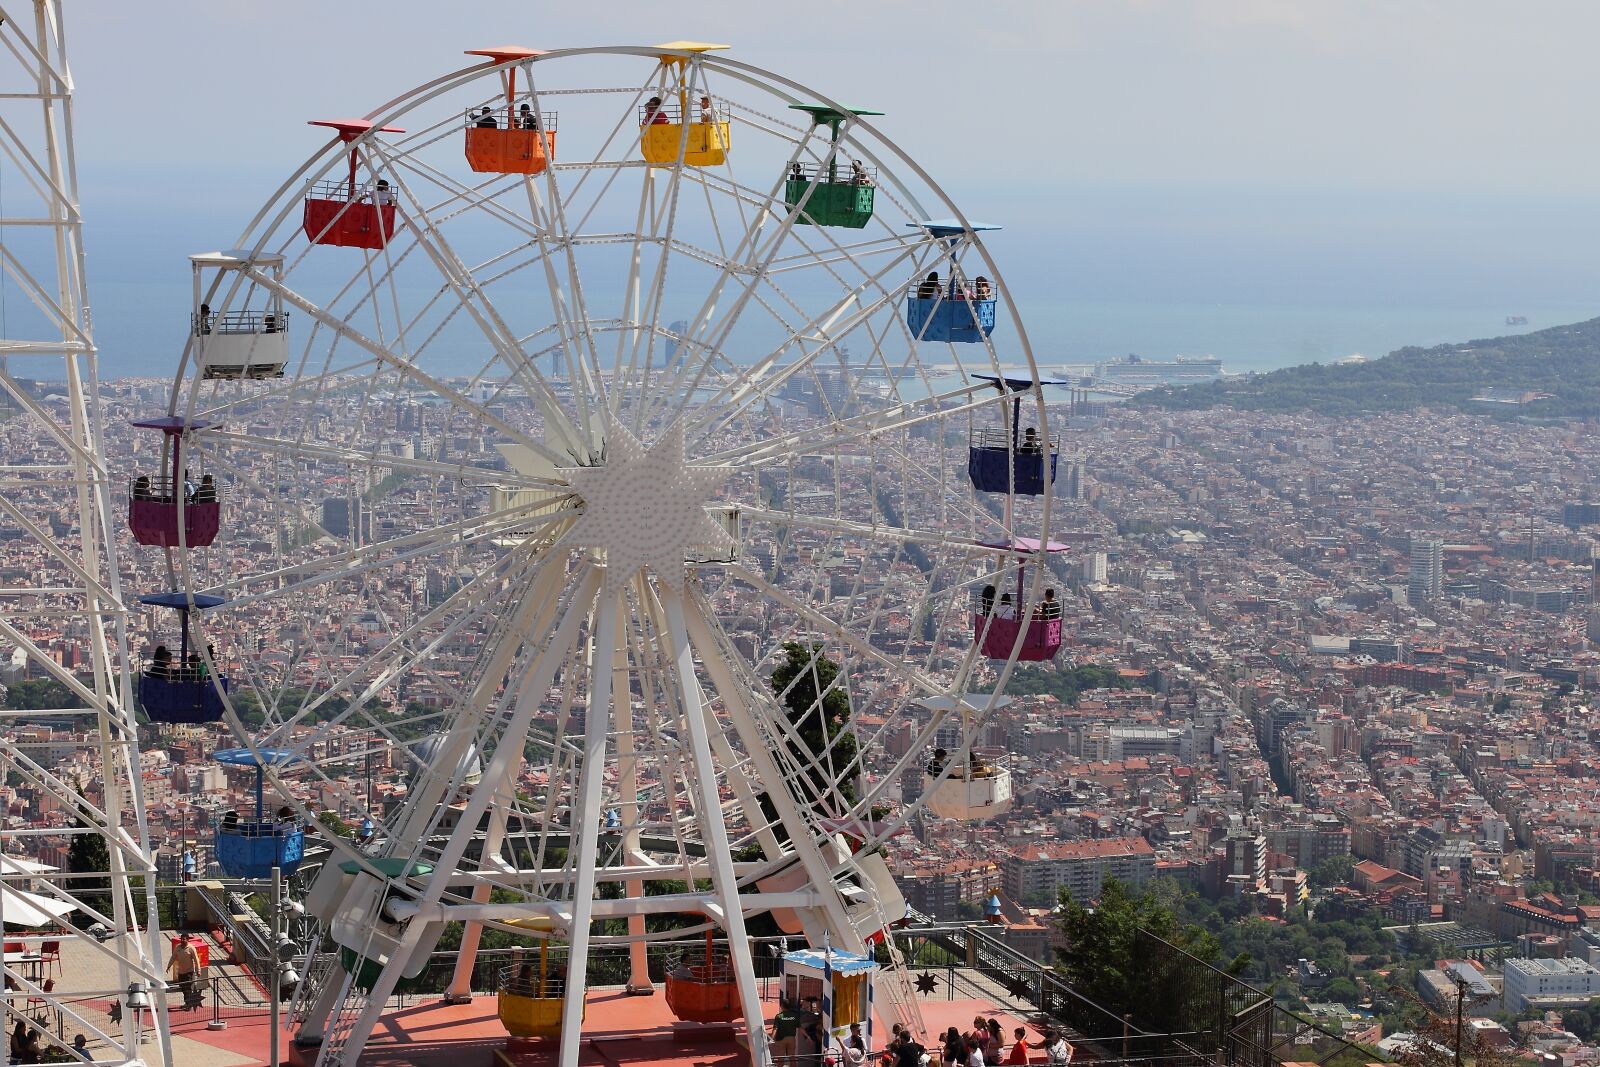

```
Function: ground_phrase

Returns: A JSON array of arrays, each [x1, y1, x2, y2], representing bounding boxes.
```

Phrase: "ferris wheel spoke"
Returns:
[[199, 429, 567, 492], [364, 146, 596, 460], [238, 268, 569, 469]]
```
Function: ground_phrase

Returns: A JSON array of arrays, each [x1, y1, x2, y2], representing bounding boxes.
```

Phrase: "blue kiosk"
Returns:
[[905, 220, 1001, 343], [213, 748, 307, 879], [138, 592, 228, 724]]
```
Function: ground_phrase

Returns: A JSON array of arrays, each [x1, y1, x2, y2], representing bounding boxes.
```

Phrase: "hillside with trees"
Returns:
[[1137, 316, 1600, 417]]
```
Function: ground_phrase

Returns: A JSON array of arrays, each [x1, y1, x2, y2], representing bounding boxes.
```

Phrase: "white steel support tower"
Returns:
[[0, 3, 172, 1065]]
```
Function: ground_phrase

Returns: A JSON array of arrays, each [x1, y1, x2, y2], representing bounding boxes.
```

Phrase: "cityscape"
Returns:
[[6, 8, 1600, 1067]]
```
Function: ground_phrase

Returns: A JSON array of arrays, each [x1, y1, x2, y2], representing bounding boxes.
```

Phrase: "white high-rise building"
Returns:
[[1083, 551, 1108, 584], [1408, 536, 1443, 603]]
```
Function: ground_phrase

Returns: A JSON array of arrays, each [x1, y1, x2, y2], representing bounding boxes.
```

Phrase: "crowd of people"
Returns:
[[770, 1004, 1073, 1067]]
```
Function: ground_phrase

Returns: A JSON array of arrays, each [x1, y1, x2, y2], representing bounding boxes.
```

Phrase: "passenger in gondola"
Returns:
[[220, 810, 240, 834], [642, 96, 669, 125], [262, 313, 278, 334], [185, 652, 204, 680], [980, 584, 996, 616], [515, 962, 535, 994], [974, 276, 993, 301], [546, 960, 567, 998], [850, 159, 872, 186], [516, 103, 539, 130], [927, 747, 948, 775], [132, 475, 154, 501], [374, 179, 395, 207], [193, 474, 218, 503], [198, 303, 213, 335], [474, 106, 498, 128], [698, 94, 715, 123], [997, 592, 1013, 618], [790, 161, 804, 182], [182, 468, 197, 501], [1040, 588, 1061, 620], [149, 645, 173, 680], [1020, 428, 1042, 454], [916, 272, 940, 300], [276, 804, 295, 828]]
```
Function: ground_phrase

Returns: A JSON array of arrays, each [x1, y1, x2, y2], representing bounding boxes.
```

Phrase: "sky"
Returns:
[[54, 1, 1600, 374]]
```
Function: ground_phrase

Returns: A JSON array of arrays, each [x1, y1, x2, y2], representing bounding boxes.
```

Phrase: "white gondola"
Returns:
[[190, 250, 289, 379], [916, 693, 1015, 822]]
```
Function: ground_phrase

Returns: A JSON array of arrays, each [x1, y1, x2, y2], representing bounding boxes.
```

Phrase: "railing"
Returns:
[[220, 818, 300, 840], [129, 475, 222, 503], [193, 310, 287, 336], [463, 105, 558, 131], [142, 663, 216, 684], [1133, 930, 1382, 1067], [970, 427, 1060, 452], [971, 591, 1063, 620], [306, 179, 392, 204], [787, 161, 877, 185], [639, 102, 729, 125]]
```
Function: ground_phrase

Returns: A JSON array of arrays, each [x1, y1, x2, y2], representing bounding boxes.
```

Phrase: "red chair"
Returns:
[[38, 940, 60, 976], [3, 940, 23, 953], [27, 977, 55, 1021]]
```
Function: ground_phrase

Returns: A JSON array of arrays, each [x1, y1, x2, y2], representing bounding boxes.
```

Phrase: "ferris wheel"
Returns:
[[133, 41, 1064, 1066]]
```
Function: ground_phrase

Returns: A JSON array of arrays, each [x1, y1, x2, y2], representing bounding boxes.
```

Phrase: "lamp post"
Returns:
[[271, 864, 281, 1067]]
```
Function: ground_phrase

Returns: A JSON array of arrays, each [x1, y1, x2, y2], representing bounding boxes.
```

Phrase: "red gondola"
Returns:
[[973, 536, 1069, 662], [303, 119, 405, 249]]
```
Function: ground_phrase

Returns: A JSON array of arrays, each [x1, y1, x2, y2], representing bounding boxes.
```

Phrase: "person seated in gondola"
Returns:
[[220, 810, 240, 835], [973, 276, 993, 301], [1019, 428, 1042, 454], [197, 303, 213, 335], [183, 468, 197, 501], [642, 96, 669, 125], [262, 313, 278, 334], [373, 178, 396, 207], [997, 592, 1014, 618], [979, 583, 996, 616], [916, 271, 940, 300], [132, 474, 154, 501], [516, 103, 539, 130], [276, 804, 295, 828], [790, 161, 804, 182], [927, 747, 948, 775], [698, 94, 715, 124], [185, 652, 205, 680], [149, 645, 173, 680], [474, 106, 498, 128], [850, 159, 873, 186], [545, 961, 567, 998], [1037, 588, 1061, 620], [193, 474, 218, 503], [514, 961, 536, 995]]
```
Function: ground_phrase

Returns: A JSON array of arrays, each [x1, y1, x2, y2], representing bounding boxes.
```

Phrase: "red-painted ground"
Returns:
[[166, 984, 1035, 1066]]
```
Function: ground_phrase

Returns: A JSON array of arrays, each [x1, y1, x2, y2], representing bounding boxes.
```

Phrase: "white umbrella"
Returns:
[[0, 856, 57, 876], [0, 884, 74, 928]]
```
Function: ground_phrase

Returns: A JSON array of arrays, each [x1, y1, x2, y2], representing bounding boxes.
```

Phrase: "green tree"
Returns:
[[1054, 878, 1247, 1031], [4, 677, 74, 710], [1309, 854, 1355, 890], [318, 811, 352, 838], [1323, 976, 1361, 1004], [67, 814, 111, 923], [768, 642, 858, 810]]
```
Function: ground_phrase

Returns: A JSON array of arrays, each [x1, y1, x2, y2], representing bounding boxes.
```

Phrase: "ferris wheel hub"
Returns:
[[562, 422, 731, 592]]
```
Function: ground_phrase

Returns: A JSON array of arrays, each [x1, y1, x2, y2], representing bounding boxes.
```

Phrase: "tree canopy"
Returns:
[[769, 641, 859, 810]]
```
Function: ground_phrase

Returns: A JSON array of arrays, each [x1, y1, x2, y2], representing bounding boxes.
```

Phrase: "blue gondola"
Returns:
[[967, 374, 1069, 496], [213, 748, 307, 879], [905, 220, 1001, 343], [138, 593, 228, 724]]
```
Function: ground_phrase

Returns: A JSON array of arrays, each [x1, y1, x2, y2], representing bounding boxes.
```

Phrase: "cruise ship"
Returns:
[[1088, 353, 1225, 385]]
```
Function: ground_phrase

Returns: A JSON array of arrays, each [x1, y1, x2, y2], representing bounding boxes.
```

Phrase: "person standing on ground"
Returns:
[[167, 937, 200, 1010], [1003, 1027, 1030, 1065]]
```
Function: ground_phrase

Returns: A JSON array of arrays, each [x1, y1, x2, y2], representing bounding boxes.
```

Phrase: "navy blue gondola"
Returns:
[[213, 748, 307, 879], [905, 219, 1001, 344], [138, 592, 228, 725], [967, 374, 1069, 496]]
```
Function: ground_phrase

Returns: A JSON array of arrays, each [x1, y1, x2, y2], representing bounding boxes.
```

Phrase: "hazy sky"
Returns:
[[59, 1, 1600, 372]]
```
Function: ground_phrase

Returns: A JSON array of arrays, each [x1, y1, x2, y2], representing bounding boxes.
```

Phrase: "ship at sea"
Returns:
[[1506, 315, 1529, 326], [1087, 353, 1226, 386]]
